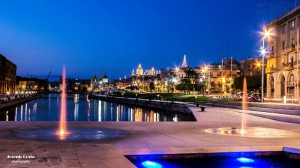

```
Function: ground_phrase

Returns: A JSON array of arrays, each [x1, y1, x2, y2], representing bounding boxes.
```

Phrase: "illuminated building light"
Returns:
[[141, 161, 162, 168]]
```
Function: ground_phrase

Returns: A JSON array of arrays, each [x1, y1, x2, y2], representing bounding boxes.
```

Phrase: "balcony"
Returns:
[[283, 62, 294, 71], [265, 67, 276, 74], [287, 44, 296, 53], [293, 61, 300, 68]]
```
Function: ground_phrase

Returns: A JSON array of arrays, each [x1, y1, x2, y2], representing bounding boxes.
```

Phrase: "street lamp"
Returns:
[[260, 28, 271, 103], [171, 77, 177, 93]]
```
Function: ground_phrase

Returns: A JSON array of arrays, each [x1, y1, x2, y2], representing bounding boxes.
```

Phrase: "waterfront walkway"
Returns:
[[0, 94, 40, 112], [1, 104, 300, 167]]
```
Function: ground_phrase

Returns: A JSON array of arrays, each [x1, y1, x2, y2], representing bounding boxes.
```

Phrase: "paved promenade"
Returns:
[[0, 105, 300, 167]]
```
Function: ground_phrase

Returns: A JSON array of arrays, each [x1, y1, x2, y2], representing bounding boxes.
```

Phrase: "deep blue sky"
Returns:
[[0, 0, 298, 80]]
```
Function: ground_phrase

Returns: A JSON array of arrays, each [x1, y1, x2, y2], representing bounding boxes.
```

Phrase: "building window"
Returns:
[[282, 26, 285, 34], [290, 20, 295, 29], [291, 38, 295, 48], [271, 45, 274, 51], [282, 41, 285, 50]]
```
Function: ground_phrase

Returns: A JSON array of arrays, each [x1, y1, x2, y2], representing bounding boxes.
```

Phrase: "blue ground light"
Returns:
[[128, 152, 300, 168], [142, 161, 162, 168], [236, 157, 254, 164]]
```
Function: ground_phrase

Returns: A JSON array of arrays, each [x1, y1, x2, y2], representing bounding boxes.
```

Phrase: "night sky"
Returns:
[[0, 0, 298, 80]]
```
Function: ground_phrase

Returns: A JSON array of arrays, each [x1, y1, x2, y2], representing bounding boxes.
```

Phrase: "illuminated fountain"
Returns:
[[240, 77, 247, 135], [204, 77, 299, 138], [12, 66, 127, 142], [58, 66, 67, 139]]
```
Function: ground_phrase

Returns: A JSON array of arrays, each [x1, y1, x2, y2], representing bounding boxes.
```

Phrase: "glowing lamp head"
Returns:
[[222, 77, 225, 83], [256, 62, 261, 67], [261, 27, 273, 39], [171, 77, 177, 83], [204, 66, 208, 71], [264, 31, 270, 38], [260, 47, 267, 56]]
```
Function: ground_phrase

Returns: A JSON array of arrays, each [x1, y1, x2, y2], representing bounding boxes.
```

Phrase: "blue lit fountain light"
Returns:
[[141, 160, 163, 168], [237, 157, 255, 163]]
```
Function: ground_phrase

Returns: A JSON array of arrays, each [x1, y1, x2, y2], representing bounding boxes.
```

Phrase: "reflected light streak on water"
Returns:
[[20, 105, 23, 121], [1, 95, 196, 122], [15, 107, 17, 121], [98, 100, 102, 121]]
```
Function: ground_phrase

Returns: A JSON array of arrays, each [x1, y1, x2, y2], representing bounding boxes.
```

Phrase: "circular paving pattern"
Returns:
[[12, 128, 128, 142], [204, 127, 300, 138]]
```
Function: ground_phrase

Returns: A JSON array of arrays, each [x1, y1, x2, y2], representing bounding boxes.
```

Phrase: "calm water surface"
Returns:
[[0, 94, 195, 122]]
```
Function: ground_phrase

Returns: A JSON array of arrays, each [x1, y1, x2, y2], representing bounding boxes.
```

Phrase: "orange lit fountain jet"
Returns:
[[58, 66, 67, 139], [241, 77, 248, 135]]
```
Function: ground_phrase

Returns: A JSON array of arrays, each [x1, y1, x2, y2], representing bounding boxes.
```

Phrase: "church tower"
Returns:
[[182, 55, 187, 68]]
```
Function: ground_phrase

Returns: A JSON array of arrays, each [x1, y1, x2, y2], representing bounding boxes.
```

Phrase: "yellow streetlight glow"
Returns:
[[256, 62, 261, 67], [222, 77, 225, 83]]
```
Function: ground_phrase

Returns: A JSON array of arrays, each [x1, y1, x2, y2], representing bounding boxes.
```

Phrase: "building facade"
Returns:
[[0, 54, 17, 94], [131, 64, 162, 92], [16, 76, 49, 92], [201, 58, 241, 94], [266, 5, 300, 100], [240, 57, 263, 77]]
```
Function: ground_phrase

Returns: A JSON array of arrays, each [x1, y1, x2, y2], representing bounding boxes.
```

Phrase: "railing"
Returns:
[[283, 62, 294, 70], [293, 61, 300, 68]]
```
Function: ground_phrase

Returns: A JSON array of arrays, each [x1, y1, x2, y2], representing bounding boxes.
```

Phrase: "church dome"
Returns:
[[102, 74, 108, 83], [136, 64, 143, 76]]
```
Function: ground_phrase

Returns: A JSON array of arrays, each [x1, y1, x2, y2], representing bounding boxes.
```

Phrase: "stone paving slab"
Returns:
[[0, 106, 300, 167]]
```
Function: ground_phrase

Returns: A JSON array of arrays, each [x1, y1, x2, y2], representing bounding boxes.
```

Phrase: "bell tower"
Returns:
[[182, 55, 187, 68]]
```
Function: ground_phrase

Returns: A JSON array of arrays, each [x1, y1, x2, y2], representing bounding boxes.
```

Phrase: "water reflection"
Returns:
[[0, 94, 195, 122]]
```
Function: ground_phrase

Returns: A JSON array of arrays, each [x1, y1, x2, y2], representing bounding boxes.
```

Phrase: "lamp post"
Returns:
[[201, 65, 209, 96], [260, 28, 271, 103], [200, 77, 205, 96]]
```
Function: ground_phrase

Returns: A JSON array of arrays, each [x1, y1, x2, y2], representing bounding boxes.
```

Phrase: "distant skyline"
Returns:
[[0, 0, 298, 80]]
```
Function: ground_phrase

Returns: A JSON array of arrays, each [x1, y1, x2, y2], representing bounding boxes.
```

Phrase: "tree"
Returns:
[[149, 82, 155, 93], [233, 75, 266, 93], [176, 68, 199, 94]]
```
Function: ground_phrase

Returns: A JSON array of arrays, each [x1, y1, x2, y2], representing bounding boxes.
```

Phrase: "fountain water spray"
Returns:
[[241, 77, 248, 135], [58, 66, 67, 139]]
